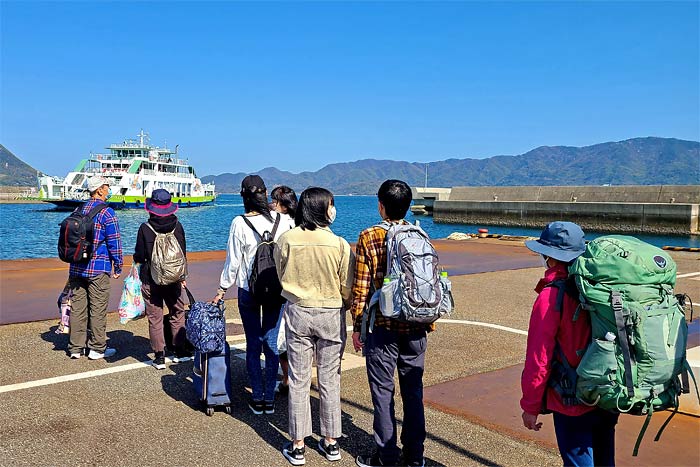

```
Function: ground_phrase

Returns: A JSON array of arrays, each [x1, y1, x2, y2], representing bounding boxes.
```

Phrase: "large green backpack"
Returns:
[[569, 235, 697, 455]]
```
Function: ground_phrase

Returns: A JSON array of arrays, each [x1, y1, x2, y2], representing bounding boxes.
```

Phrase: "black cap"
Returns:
[[241, 175, 266, 194]]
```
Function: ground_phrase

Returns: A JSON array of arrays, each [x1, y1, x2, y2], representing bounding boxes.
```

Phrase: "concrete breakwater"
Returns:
[[414, 185, 700, 235]]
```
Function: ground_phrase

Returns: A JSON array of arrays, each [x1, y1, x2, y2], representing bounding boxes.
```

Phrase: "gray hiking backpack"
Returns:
[[145, 223, 187, 285], [374, 221, 453, 324]]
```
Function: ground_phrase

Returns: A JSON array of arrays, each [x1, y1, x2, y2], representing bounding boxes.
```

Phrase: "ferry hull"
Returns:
[[44, 197, 216, 211]]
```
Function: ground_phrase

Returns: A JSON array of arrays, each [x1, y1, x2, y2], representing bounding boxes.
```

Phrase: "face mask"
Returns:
[[540, 255, 549, 269], [328, 205, 337, 224], [104, 187, 113, 201]]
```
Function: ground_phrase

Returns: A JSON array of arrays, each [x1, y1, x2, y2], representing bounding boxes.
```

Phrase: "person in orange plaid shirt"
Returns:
[[351, 179, 433, 467]]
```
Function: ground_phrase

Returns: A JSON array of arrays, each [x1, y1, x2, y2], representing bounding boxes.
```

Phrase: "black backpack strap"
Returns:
[[240, 215, 261, 239], [611, 290, 636, 398], [86, 203, 107, 220], [543, 278, 581, 406], [269, 213, 281, 239]]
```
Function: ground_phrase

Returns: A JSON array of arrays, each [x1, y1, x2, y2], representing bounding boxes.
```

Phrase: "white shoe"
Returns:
[[70, 353, 81, 359], [88, 348, 116, 360]]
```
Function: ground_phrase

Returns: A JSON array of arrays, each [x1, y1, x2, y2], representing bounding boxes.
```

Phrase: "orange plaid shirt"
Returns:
[[350, 222, 435, 334]]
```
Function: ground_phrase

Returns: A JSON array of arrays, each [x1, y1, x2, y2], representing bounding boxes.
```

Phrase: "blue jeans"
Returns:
[[237, 288, 282, 402], [365, 326, 427, 465], [553, 409, 619, 467]]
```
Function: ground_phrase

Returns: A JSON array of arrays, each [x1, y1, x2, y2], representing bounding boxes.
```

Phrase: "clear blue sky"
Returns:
[[1, 1, 698, 177]]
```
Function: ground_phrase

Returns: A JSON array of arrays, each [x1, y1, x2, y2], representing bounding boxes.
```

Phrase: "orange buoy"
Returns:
[[477, 228, 488, 234]]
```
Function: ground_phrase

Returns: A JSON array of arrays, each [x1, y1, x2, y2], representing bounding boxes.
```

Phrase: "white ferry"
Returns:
[[38, 130, 216, 210]]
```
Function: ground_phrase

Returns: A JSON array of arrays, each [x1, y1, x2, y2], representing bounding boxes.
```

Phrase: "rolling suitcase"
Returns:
[[192, 342, 232, 416]]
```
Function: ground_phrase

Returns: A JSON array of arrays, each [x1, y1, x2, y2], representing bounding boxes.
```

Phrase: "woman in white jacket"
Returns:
[[213, 175, 294, 415]]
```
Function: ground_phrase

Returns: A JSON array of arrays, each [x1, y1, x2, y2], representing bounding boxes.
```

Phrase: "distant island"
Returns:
[[2, 137, 698, 193], [201, 137, 700, 194]]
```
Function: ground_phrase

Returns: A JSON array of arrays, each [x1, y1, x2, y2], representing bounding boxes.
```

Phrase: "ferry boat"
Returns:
[[38, 130, 216, 210]]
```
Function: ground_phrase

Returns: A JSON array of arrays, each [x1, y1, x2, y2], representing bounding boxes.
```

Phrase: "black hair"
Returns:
[[240, 179, 272, 222], [270, 185, 298, 218], [295, 187, 334, 231], [377, 179, 412, 220]]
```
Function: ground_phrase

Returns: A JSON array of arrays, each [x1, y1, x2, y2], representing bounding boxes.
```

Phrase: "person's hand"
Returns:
[[211, 292, 224, 304], [112, 273, 121, 279], [352, 332, 364, 352], [522, 412, 542, 431]]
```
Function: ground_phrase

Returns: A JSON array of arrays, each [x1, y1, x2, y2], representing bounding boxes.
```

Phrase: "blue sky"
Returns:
[[1, 1, 698, 177]]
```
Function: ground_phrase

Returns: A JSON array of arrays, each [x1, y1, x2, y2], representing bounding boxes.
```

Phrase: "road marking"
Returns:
[[11, 317, 664, 395], [439, 319, 528, 336], [677, 271, 700, 279], [0, 361, 153, 394]]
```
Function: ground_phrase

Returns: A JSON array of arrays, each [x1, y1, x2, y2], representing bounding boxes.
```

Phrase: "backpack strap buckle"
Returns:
[[611, 291, 624, 313]]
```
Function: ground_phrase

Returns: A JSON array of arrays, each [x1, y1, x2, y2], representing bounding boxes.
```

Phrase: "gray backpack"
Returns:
[[145, 223, 187, 285], [375, 221, 453, 323]]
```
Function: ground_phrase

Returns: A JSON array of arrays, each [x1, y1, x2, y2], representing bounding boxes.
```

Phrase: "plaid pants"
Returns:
[[285, 302, 346, 440]]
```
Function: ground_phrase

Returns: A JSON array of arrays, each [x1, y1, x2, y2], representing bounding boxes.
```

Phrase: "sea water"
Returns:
[[0, 194, 697, 260]]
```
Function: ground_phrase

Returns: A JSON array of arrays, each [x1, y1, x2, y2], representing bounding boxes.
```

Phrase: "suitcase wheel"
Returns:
[[225, 405, 232, 414], [206, 407, 214, 416]]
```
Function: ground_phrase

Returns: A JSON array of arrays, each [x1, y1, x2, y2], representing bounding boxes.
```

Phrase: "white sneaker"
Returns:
[[70, 353, 81, 359], [88, 348, 116, 360]]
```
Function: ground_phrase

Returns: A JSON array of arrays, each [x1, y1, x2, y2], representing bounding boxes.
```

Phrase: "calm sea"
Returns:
[[0, 194, 697, 260]]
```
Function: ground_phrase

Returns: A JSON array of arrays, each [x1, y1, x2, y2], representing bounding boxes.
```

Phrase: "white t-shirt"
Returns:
[[219, 211, 294, 291]]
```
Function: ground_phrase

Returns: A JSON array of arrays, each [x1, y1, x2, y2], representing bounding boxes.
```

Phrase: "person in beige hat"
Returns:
[[67, 175, 123, 360]]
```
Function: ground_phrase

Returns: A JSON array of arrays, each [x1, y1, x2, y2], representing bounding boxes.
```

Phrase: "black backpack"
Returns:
[[58, 203, 107, 263], [240, 214, 283, 307]]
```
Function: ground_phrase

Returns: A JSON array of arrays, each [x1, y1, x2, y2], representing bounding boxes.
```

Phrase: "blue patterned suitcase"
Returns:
[[192, 342, 232, 415]]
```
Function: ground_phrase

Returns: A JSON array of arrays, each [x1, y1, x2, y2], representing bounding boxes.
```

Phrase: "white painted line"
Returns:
[[677, 271, 700, 279], [0, 360, 154, 394], [439, 319, 528, 336], [0, 319, 566, 395]]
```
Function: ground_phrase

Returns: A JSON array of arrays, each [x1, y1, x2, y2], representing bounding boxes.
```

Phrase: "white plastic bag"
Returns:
[[118, 264, 146, 324], [265, 303, 287, 355]]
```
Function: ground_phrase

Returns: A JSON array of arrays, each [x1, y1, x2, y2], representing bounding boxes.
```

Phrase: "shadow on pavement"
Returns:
[[40, 327, 152, 362], [161, 360, 200, 411], [342, 398, 501, 467]]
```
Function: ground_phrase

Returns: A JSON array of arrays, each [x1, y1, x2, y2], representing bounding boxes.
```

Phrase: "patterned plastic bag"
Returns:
[[56, 280, 72, 334], [118, 264, 146, 324], [184, 288, 226, 353]]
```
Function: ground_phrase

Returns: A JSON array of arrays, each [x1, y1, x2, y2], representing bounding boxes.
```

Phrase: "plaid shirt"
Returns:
[[69, 199, 123, 278], [350, 221, 435, 334]]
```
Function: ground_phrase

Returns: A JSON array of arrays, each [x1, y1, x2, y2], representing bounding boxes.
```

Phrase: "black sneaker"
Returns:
[[264, 400, 275, 414], [356, 453, 385, 467], [318, 439, 341, 461], [172, 350, 193, 363], [403, 459, 425, 467], [152, 352, 166, 370], [282, 442, 306, 466], [248, 399, 264, 415]]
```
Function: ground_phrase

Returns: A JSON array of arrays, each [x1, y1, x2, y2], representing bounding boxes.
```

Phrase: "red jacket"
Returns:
[[520, 263, 594, 416]]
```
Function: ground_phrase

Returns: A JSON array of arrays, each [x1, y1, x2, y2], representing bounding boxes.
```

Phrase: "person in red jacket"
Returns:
[[521, 221, 619, 467]]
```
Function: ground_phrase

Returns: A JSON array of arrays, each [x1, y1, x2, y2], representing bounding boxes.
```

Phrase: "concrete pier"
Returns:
[[413, 185, 700, 234], [0, 240, 698, 466]]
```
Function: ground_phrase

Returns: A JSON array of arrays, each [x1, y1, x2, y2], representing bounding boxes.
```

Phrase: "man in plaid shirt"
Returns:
[[351, 180, 433, 467], [68, 176, 123, 360]]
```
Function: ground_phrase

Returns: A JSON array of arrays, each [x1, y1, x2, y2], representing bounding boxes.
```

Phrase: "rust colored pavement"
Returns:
[[0, 239, 540, 325], [424, 320, 700, 467]]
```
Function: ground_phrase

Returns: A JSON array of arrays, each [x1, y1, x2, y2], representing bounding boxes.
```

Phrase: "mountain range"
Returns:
[[202, 137, 699, 194], [1, 137, 698, 192]]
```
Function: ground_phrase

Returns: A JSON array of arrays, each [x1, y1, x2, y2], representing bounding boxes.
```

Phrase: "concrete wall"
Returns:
[[447, 185, 700, 204], [433, 200, 700, 235], [412, 187, 452, 209]]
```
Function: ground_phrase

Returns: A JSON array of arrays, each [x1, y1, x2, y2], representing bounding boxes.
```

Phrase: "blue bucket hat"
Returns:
[[525, 221, 586, 263]]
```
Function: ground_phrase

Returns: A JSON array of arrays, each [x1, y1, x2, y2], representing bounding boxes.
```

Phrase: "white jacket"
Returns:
[[219, 211, 294, 292]]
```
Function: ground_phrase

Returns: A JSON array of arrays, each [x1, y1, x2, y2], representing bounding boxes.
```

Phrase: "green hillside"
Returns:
[[0, 144, 39, 186], [202, 137, 700, 194]]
